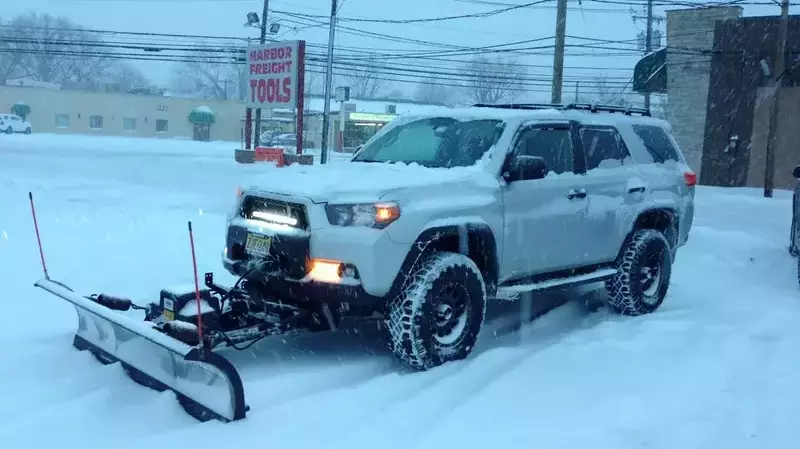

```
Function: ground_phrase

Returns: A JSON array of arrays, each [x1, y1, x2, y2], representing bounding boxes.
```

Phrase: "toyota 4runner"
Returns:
[[225, 103, 696, 371]]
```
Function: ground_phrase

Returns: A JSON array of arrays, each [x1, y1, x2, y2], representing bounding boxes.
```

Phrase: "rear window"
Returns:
[[631, 124, 682, 163], [580, 126, 629, 170]]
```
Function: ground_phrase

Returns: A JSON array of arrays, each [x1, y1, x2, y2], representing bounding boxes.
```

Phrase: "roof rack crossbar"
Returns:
[[472, 103, 565, 110], [472, 102, 651, 117], [562, 103, 651, 117]]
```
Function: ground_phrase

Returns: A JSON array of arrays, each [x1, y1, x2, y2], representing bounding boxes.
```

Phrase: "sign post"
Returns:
[[246, 39, 306, 157]]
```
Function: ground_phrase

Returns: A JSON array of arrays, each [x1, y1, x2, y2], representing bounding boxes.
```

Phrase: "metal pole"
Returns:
[[551, 0, 567, 104], [764, 0, 789, 198], [644, 0, 653, 110], [339, 100, 346, 152], [320, 0, 337, 165], [253, 0, 269, 148], [574, 81, 579, 103]]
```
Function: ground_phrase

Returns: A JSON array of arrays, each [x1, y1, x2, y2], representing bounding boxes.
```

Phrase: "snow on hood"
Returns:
[[245, 161, 490, 203]]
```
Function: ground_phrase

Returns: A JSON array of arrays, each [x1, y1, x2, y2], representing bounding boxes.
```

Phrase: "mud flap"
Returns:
[[35, 278, 247, 422]]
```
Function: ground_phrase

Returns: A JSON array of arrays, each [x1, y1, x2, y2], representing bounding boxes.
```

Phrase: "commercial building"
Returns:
[[634, 6, 800, 189], [0, 82, 451, 150]]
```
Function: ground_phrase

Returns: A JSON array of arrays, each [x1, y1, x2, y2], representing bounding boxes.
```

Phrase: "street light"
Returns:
[[244, 12, 260, 27], [245, 12, 280, 34]]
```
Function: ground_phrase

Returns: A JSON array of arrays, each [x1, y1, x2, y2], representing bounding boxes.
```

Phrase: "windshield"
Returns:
[[351, 117, 505, 168]]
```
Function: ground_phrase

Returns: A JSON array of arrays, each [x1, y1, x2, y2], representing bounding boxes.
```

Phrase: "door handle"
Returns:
[[628, 186, 646, 194], [567, 188, 587, 200]]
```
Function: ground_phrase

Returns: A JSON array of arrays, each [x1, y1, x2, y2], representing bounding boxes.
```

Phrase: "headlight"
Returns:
[[325, 202, 400, 229]]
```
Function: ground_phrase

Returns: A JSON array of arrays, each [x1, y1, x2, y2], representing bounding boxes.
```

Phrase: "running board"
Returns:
[[494, 267, 617, 300]]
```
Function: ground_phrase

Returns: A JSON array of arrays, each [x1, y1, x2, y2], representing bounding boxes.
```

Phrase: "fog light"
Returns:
[[308, 259, 342, 283], [339, 264, 358, 279]]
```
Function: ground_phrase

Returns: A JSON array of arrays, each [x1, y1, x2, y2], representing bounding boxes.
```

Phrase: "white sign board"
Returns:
[[246, 40, 301, 109]]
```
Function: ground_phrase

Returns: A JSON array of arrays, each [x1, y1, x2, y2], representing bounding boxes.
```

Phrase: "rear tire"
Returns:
[[24, 127, 31, 134], [605, 229, 672, 316], [4, 126, 11, 134], [386, 251, 487, 371]]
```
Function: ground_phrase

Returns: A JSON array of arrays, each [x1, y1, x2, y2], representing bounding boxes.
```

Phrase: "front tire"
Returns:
[[24, 127, 31, 134], [4, 126, 11, 134], [605, 229, 672, 316], [386, 251, 487, 371]]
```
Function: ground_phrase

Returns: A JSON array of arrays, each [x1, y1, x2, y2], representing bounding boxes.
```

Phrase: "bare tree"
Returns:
[[8, 13, 113, 86], [414, 76, 453, 105], [587, 75, 632, 107], [461, 55, 525, 104], [337, 59, 387, 99], [0, 19, 24, 84], [105, 62, 151, 92], [169, 46, 242, 100]]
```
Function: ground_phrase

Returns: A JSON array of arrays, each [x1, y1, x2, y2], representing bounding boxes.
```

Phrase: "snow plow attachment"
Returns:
[[35, 278, 247, 423]]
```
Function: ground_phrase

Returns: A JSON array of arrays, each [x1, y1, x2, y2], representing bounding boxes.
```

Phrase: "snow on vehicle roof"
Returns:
[[394, 105, 671, 130]]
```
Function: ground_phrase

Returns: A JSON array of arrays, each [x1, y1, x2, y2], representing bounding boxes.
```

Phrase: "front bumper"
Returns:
[[223, 203, 409, 300]]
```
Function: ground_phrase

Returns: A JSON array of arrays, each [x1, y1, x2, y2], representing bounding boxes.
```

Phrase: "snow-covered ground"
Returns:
[[2, 133, 800, 449]]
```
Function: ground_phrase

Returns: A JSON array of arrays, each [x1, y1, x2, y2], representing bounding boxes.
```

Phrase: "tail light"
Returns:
[[683, 170, 697, 188]]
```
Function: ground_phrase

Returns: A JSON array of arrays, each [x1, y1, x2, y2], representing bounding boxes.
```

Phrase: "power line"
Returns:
[[0, 47, 637, 96], [271, 0, 555, 24]]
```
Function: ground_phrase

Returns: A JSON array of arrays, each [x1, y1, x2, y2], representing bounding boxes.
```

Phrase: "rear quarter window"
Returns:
[[631, 124, 682, 163]]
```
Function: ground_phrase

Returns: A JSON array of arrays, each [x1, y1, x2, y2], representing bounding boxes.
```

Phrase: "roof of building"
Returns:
[[277, 96, 456, 115]]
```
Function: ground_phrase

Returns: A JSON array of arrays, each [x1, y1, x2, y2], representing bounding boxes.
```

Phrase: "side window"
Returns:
[[514, 127, 574, 174], [580, 126, 629, 171], [631, 124, 681, 163]]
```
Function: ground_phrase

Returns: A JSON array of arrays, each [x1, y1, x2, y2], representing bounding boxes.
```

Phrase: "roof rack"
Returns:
[[472, 103, 565, 110], [562, 103, 651, 117], [472, 102, 651, 117]]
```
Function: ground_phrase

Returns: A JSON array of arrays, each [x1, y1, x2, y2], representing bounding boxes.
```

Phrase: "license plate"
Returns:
[[163, 310, 174, 321], [245, 232, 272, 257]]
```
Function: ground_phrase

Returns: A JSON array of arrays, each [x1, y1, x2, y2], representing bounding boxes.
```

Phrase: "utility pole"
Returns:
[[644, 0, 653, 110], [551, 0, 567, 104], [320, 0, 337, 164], [764, 0, 790, 198], [252, 0, 269, 148]]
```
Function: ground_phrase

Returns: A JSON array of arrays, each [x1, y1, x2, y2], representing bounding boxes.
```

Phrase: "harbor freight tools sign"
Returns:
[[246, 40, 303, 109]]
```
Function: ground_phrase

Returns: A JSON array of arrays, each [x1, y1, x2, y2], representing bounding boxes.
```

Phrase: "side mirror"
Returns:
[[793, 165, 800, 178], [504, 156, 549, 182]]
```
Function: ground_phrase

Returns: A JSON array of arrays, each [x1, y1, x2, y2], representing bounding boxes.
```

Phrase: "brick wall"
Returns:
[[666, 6, 742, 180]]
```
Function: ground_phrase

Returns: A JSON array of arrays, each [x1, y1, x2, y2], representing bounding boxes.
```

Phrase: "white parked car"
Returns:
[[0, 114, 32, 134]]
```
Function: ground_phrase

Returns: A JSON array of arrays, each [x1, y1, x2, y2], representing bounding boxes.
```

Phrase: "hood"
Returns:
[[244, 161, 488, 204]]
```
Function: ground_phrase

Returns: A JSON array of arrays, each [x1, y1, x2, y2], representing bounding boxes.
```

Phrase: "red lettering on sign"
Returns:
[[249, 79, 258, 102], [282, 77, 291, 103], [257, 79, 267, 103]]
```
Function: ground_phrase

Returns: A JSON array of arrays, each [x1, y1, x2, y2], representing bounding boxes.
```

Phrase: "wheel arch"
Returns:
[[618, 207, 678, 260], [388, 224, 499, 299]]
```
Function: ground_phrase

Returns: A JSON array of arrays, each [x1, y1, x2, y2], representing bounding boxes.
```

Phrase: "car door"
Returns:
[[575, 125, 639, 265], [500, 121, 589, 281]]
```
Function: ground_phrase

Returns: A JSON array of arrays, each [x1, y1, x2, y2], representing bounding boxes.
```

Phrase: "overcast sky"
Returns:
[[4, 0, 791, 102]]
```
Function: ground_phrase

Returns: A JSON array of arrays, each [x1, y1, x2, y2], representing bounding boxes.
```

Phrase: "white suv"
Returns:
[[0, 114, 32, 134], [224, 103, 697, 370]]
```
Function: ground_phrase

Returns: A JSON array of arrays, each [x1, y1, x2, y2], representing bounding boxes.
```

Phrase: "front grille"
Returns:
[[240, 195, 309, 230]]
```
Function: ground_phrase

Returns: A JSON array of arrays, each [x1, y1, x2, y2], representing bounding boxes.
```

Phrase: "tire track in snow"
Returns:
[[303, 302, 602, 449], [0, 353, 192, 448]]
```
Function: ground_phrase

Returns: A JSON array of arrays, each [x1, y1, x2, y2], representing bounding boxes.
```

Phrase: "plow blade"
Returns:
[[35, 278, 247, 423]]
